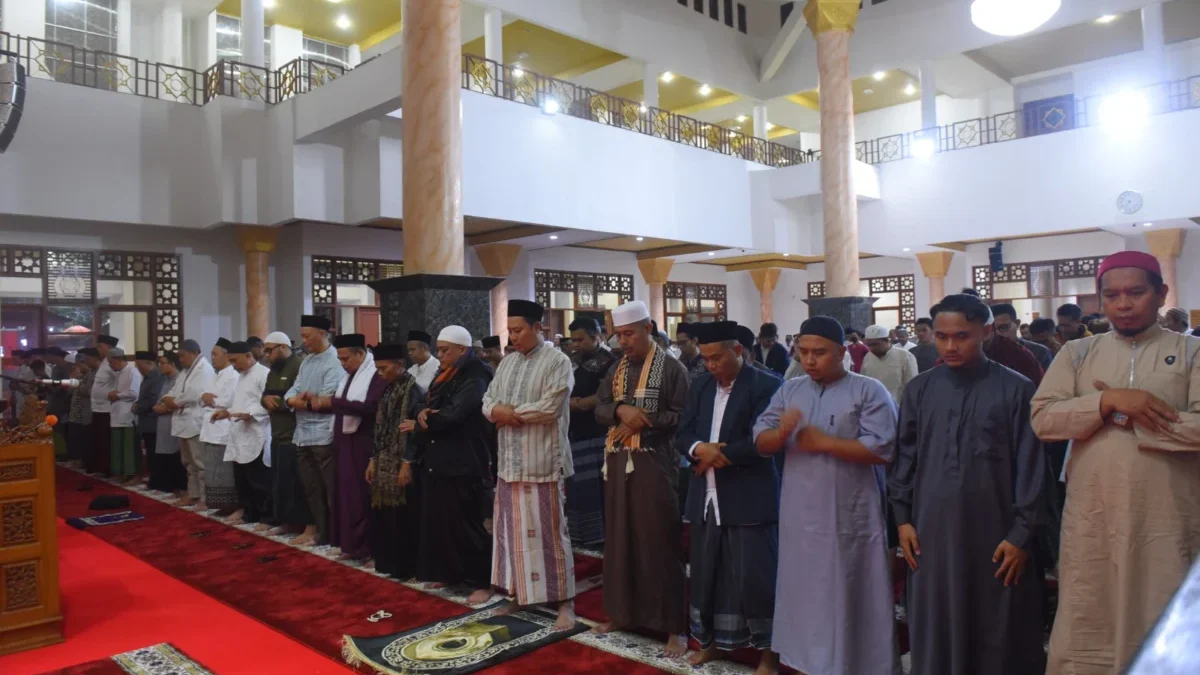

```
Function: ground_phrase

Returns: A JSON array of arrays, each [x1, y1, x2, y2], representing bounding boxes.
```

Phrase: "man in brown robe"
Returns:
[[593, 300, 690, 657], [1032, 250, 1200, 675]]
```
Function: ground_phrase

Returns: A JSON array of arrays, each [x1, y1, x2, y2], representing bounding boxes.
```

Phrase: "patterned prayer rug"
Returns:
[[343, 601, 587, 675], [35, 643, 214, 675], [65, 510, 144, 530]]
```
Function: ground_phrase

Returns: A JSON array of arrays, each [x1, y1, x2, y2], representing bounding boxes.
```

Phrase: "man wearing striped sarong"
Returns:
[[565, 317, 615, 548], [480, 299, 577, 631]]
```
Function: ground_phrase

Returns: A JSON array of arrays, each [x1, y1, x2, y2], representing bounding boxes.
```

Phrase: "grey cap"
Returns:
[[179, 339, 202, 354], [108, 347, 126, 358]]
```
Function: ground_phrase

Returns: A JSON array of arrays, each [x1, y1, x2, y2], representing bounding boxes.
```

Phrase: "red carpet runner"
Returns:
[[55, 468, 664, 675]]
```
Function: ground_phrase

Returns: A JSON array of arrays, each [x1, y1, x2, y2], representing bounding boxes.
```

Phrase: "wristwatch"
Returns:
[[1112, 412, 1129, 426]]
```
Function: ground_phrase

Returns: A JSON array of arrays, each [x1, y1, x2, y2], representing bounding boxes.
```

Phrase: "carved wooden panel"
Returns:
[[0, 461, 35, 484], [0, 500, 35, 547], [2, 561, 39, 612]]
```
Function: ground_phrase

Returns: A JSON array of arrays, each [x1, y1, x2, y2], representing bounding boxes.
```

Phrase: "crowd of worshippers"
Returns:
[[10, 249, 1197, 675]]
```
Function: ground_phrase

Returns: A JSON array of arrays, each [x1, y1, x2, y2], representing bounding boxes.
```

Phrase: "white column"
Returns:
[[1, 0, 47, 41], [483, 7, 503, 63], [919, 60, 937, 129], [753, 102, 769, 139], [349, 44, 362, 67], [117, 0, 133, 54], [1142, 3, 1166, 80], [158, 3, 184, 66], [643, 62, 660, 108], [241, 0, 265, 68], [269, 24, 303, 68]]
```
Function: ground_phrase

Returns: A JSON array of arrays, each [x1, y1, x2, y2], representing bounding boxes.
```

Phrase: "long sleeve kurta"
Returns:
[[1032, 325, 1200, 675], [90, 358, 117, 414], [752, 372, 897, 675], [109, 364, 142, 427], [199, 365, 238, 446], [224, 363, 270, 464], [169, 357, 214, 439], [482, 343, 574, 483], [890, 360, 1047, 675]]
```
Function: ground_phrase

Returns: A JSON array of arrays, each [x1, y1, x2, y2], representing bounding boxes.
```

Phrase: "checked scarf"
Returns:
[[603, 342, 667, 477]]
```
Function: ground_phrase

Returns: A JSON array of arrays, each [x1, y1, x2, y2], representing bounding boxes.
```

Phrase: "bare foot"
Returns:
[[254, 523, 272, 532], [364, 559, 376, 570], [753, 650, 780, 675], [195, 501, 207, 511], [175, 497, 196, 507], [553, 603, 577, 631], [664, 634, 688, 658], [493, 602, 518, 616], [591, 621, 625, 635], [226, 516, 244, 525], [292, 533, 316, 546], [688, 646, 719, 667], [425, 582, 448, 590], [267, 526, 288, 536], [466, 589, 494, 605]]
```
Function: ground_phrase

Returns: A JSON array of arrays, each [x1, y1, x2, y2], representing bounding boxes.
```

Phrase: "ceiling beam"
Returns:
[[725, 259, 808, 272], [637, 244, 724, 259], [569, 58, 646, 92], [759, 6, 808, 83], [466, 225, 563, 246]]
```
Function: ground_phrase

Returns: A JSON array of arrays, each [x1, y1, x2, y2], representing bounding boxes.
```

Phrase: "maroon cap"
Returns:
[[1096, 251, 1161, 281]]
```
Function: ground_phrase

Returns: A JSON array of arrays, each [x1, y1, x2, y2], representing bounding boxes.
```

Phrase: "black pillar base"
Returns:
[[367, 274, 502, 345], [804, 296, 878, 332]]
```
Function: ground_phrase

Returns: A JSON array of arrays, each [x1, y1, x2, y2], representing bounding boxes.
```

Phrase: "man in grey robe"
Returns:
[[753, 315, 896, 675], [890, 293, 1047, 675]]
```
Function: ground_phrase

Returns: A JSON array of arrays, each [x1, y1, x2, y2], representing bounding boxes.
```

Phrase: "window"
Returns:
[[665, 282, 727, 339], [215, 14, 272, 68], [310, 256, 403, 341], [303, 37, 350, 68], [0, 247, 183, 355], [807, 275, 916, 330], [44, 0, 118, 89], [535, 270, 634, 339]]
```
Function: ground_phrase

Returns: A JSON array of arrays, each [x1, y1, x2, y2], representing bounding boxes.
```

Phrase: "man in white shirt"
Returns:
[[894, 325, 918, 351], [861, 324, 918, 403], [106, 348, 143, 483], [199, 338, 240, 515], [88, 335, 120, 476], [161, 339, 215, 507], [675, 321, 783, 673], [406, 330, 441, 393], [212, 342, 271, 526]]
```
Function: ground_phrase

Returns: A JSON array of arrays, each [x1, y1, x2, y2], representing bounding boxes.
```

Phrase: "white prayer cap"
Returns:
[[864, 324, 890, 340], [984, 306, 995, 326], [437, 325, 472, 347], [611, 300, 651, 327], [263, 331, 291, 346]]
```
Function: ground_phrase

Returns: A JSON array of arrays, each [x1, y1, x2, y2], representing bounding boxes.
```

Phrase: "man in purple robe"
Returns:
[[307, 333, 386, 562]]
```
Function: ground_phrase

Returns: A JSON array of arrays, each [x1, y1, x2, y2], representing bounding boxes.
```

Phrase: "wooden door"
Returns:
[[355, 308, 381, 346]]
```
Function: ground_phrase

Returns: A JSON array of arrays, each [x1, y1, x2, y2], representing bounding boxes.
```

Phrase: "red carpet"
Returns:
[[52, 469, 666, 675], [32, 658, 126, 675], [0, 521, 352, 675]]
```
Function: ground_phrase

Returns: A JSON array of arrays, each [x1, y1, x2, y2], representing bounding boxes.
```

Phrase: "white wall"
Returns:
[[1014, 36, 1200, 104], [1, 0, 46, 40], [270, 24, 304, 69]]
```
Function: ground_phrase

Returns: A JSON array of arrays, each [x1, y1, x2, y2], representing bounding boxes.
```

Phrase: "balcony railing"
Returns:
[[853, 74, 1200, 165], [462, 54, 809, 168]]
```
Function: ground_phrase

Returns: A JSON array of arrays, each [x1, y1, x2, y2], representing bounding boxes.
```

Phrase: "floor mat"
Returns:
[[34, 643, 213, 675]]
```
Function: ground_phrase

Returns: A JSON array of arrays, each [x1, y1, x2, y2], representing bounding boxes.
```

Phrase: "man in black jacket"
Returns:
[[404, 325, 495, 594], [752, 322, 790, 377], [678, 321, 783, 673]]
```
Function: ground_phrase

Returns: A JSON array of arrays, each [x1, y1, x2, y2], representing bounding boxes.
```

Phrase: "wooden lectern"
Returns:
[[0, 442, 63, 655]]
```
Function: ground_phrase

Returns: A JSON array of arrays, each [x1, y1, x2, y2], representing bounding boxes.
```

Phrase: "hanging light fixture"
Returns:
[[970, 0, 1061, 37]]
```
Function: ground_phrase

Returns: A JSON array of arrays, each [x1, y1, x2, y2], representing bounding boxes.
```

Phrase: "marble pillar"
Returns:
[[644, 63, 660, 108], [240, 0, 264, 68], [235, 226, 279, 340], [1145, 228, 1186, 309], [637, 258, 674, 329], [805, 0, 861, 300], [474, 243, 522, 343], [750, 267, 782, 325], [403, 0, 464, 276], [916, 251, 954, 306]]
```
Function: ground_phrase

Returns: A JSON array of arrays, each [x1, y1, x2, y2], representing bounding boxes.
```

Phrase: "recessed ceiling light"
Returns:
[[766, 122, 775, 130], [660, 71, 675, 83], [707, 252, 716, 256], [783, 253, 790, 257], [904, 82, 917, 96], [873, 71, 887, 81], [1142, 222, 1153, 227], [549, 235, 559, 240], [335, 14, 351, 29], [263, 0, 276, 8], [636, 236, 645, 241], [698, 84, 712, 96], [902, 247, 911, 252], [1095, 14, 1118, 24], [863, 88, 874, 95], [326, 0, 342, 3], [736, 115, 747, 122]]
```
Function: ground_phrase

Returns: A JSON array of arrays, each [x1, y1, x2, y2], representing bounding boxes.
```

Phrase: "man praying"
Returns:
[[480, 335, 504, 371], [480, 299, 578, 631], [594, 300, 689, 657], [88, 335, 120, 475], [889, 293, 1048, 675], [106, 348, 143, 483], [565, 317, 616, 547], [214, 342, 271, 526], [199, 338, 239, 516], [163, 340, 214, 508], [406, 330, 440, 393], [992, 303, 1053, 372], [677, 321, 782, 674], [147, 352, 187, 496], [753, 323, 789, 377], [910, 318, 939, 373], [262, 332, 311, 536], [1033, 251, 1200, 675], [133, 351, 164, 488], [861, 324, 918, 403], [674, 323, 707, 380], [754, 316, 896, 675]]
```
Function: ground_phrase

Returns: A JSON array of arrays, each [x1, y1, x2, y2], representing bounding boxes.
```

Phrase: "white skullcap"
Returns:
[[611, 300, 651, 327], [263, 331, 291, 346], [985, 306, 995, 326], [437, 325, 472, 347], [864, 325, 890, 340]]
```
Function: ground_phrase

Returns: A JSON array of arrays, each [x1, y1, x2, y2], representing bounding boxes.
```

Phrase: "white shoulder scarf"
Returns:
[[339, 352, 376, 434]]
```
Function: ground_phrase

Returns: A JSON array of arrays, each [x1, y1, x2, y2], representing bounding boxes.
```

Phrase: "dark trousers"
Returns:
[[295, 444, 334, 543], [87, 413, 112, 475], [234, 455, 274, 524]]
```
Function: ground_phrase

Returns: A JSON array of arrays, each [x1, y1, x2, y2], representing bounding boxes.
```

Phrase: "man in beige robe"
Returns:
[[1032, 250, 1200, 675]]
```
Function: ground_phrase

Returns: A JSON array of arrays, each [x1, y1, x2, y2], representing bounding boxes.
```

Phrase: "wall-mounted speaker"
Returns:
[[0, 59, 27, 153], [988, 241, 1004, 273]]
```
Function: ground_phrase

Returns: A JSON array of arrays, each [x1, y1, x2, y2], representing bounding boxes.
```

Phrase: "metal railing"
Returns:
[[462, 53, 810, 168]]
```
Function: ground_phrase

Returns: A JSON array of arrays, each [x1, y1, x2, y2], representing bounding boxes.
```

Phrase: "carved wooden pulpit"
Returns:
[[0, 442, 63, 655]]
